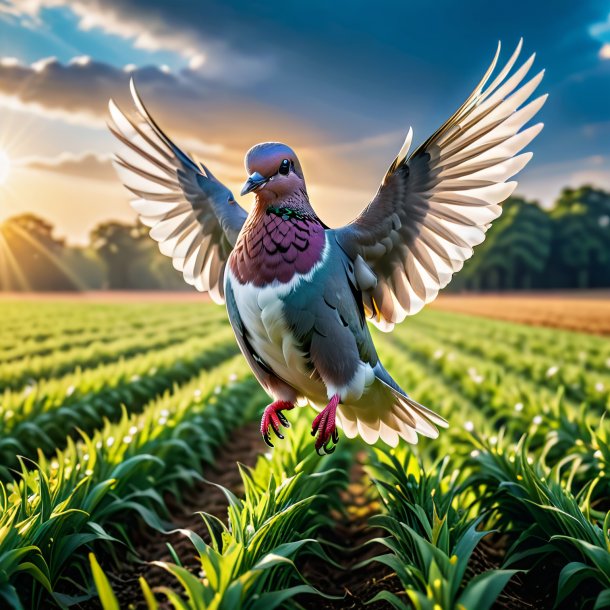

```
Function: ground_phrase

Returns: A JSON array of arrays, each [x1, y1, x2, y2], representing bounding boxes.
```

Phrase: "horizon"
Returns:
[[0, 0, 609, 245]]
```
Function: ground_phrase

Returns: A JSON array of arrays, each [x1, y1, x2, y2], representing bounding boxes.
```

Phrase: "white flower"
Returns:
[[533, 415, 543, 425], [106, 436, 115, 447], [160, 409, 170, 417], [527, 456, 534, 464], [229, 373, 238, 381], [489, 436, 498, 445], [122, 435, 132, 444], [514, 402, 524, 412], [158, 417, 167, 425], [131, 375, 141, 382], [546, 366, 559, 378], [66, 385, 75, 397], [464, 421, 474, 432], [214, 385, 222, 394], [467, 368, 484, 384], [593, 450, 602, 459], [470, 450, 480, 458], [433, 349, 444, 360], [129, 425, 138, 435], [193, 389, 202, 398], [595, 382, 605, 393]]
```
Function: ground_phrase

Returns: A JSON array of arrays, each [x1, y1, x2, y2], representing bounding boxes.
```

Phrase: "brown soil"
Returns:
[[297, 452, 404, 609], [433, 292, 610, 335]]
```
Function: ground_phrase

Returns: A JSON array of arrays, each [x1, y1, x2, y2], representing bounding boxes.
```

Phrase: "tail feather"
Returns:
[[335, 376, 448, 447]]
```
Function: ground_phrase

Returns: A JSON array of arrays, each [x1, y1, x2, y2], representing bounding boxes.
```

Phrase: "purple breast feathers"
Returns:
[[230, 207, 326, 286]]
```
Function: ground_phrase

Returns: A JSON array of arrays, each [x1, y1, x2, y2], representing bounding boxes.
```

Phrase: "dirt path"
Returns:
[[297, 451, 403, 609]]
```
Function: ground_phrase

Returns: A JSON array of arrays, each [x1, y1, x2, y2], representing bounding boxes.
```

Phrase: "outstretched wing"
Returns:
[[108, 80, 248, 303], [335, 40, 546, 330]]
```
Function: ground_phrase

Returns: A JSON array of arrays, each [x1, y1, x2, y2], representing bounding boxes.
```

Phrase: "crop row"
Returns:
[[368, 329, 610, 608], [0, 330, 240, 476], [0, 314, 226, 392], [0, 305, 224, 365], [94, 414, 351, 610], [419, 310, 610, 372], [0, 302, 217, 351], [0, 354, 264, 609]]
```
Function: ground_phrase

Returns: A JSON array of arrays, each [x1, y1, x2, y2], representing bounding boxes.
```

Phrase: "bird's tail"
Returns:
[[336, 377, 448, 447]]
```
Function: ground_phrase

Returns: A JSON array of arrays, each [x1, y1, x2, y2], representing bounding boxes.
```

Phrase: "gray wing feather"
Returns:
[[336, 40, 546, 330], [108, 79, 247, 303]]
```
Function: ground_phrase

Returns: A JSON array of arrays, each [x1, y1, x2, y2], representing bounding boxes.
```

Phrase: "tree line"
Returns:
[[1, 185, 609, 292]]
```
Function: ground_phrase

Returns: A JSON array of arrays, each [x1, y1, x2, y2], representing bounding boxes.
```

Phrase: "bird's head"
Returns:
[[240, 142, 307, 206]]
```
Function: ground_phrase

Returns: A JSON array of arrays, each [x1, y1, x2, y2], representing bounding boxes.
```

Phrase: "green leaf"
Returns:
[[365, 590, 410, 609], [458, 569, 519, 610], [89, 552, 119, 610]]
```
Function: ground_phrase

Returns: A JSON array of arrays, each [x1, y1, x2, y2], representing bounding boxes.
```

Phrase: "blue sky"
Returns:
[[0, 0, 608, 242]]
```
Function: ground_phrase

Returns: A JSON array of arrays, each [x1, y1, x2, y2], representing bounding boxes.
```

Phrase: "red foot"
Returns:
[[261, 400, 294, 448], [311, 394, 340, 455]]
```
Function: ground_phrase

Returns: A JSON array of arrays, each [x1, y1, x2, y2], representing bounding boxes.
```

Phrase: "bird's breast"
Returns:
[[226, 265, 327, 400], [229, 208, 326, 286]]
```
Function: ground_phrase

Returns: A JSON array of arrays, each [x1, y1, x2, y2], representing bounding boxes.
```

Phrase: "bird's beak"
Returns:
[[240, 171, 269, 196]]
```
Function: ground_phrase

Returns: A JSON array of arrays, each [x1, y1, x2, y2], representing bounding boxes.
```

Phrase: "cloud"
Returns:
[[2, 0, 271, 84], [600, 44, 610, 60], [18, 151, 116, 181], [0, 56, 338, 149]]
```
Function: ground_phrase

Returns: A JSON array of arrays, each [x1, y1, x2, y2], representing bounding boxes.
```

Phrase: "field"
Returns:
[[1, 298, 609, 610], [433, 292, 610, 335]]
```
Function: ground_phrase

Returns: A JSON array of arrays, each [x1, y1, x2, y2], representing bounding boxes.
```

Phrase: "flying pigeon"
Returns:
[[108, 41, 545, 454]]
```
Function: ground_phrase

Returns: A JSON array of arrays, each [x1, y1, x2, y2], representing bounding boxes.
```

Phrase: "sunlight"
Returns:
[[0, 149, 10, 184]]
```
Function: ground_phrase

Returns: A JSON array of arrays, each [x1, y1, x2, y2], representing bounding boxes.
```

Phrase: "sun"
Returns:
[[0, 149, 11, 184]]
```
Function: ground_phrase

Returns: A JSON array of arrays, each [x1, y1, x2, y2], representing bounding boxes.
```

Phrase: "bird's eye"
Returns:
[[279, 159, 290, 175]]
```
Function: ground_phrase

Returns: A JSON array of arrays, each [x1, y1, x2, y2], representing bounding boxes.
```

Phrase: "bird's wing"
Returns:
[[108, 80, 248, 303], [335, 40, 546, 331]]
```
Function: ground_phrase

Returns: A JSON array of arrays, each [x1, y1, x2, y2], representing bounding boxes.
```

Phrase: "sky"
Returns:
[[0, 0, 608, 244]]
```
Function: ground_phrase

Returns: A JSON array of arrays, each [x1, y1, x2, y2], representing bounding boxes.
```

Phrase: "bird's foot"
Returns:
[[261, 400, 294, 448], [311, 394, 340, 455]]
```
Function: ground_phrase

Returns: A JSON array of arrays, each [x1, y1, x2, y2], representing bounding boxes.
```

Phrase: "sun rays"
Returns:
[[0, 149, 10, 184]]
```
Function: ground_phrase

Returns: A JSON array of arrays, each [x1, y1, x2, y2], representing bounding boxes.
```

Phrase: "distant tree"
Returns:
[[90, 221, 150, 289], [454, 197, 552, 291], [0, 214, 80, 291], [89, 221, 188, 290], [547, 186, 610, 289]]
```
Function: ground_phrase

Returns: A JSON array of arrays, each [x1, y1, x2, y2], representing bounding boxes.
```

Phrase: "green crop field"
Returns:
[[0, 300, 609, 610]]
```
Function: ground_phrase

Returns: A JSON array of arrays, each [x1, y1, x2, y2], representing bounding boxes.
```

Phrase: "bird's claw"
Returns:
[[260, 400, 293, 448], [311, 394, 340, 456]]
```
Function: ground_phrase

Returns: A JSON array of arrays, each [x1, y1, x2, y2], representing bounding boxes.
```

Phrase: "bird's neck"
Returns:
[[230, 198, 326, 287]]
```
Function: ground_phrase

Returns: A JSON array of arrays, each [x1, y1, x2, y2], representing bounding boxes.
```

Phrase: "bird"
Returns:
[[108, 40, 546, 454]]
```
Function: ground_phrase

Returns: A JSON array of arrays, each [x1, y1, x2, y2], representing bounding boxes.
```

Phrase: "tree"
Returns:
[[454, 197, 552, 291], [0, 214, 81, 291], [547, 186, 610, 289]]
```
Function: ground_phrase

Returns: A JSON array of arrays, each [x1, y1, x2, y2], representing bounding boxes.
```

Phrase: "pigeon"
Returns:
[[108, 40, 545, 454]]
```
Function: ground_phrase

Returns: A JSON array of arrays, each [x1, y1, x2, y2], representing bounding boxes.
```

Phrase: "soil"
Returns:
[[433, 292, 610, 336], [296, 451, 405, 609]]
